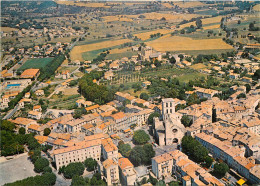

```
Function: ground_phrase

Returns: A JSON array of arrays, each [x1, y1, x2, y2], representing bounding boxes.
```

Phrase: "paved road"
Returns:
[[3, 104, 19, 119], [0, 153, 37, 185]]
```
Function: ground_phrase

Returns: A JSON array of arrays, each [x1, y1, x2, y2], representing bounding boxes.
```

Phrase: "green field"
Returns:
[[18, 58, 54, 71]]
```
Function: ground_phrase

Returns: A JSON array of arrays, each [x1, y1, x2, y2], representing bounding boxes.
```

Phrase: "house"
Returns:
[[33, 105, 42, 112], [104, 71, 114, 80], [229, 73, 240, 79], [35, 89, 44, 96], [25, 92, 30, 98], [76, 99, 93, 108], [61, 70, 70, 80], [181, 60, 191, 66], [10, 117, 37, 131], [18, 98, 32, 108], [242, 77, 252, 83], [118, 157, 137, 186], [28, 124, 48, 135], [99, 159, 119, 185], [85, 104, 100, 113], [142, 81, 151, 88], [20, 69, 40, 79], [28, 111, 42, 120]]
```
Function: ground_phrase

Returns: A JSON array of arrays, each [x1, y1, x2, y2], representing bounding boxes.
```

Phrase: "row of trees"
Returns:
[[182, 136, 229, 178], [38, 54, 65, 81]]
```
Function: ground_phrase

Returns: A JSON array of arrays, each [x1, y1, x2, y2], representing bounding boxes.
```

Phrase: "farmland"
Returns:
[[102, 15, 136, 22], [18, 58, 54, 71], [145, 36, 234, 53], [0, 27, 18, 32], [56, 1, 110, 8], [141, 12, 199, 21], [174, 1, 206, 8], [70, 39, 132, 61], [253, 4, 260, 11], [134, 29, 172, 40]]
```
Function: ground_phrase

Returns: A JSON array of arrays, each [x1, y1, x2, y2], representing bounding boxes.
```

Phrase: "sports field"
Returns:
[[18, 58, 53, 71], [145, 36, 233, 52], [71, 39, 132, 61], [134, 29, 172, 40]]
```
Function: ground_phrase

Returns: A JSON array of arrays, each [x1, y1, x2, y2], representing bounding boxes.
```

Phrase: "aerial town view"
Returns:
[[0, 0, 260, 185]]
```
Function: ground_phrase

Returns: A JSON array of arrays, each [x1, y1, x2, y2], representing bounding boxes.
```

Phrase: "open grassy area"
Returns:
[[190, 63, 207, 70], [18, 58, 53, 71], [106, 51, 138, 60], [145, 36, 234, 53], [173, 1, 206, 8], [253, 4, 260, 11], [71, 38, 132, 61], [102, 15, 137, 22]]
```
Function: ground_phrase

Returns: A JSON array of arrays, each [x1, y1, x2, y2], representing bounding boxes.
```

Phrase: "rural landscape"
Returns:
[[0, 1, 260, 186]]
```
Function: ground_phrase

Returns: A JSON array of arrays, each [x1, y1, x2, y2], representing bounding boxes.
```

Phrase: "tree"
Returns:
[[140, 93, 149, 101], [196, 18, 202, 29], [43, 166, 52, 174], [193, 145, 208, 162], [148, 112, 160, 125], [252, 69, 260, 80], [34, 157, 50, 173], [237, 93, 246, 99], [143, 144, 155, 165], [63, 162, 85, 179], [129, 146, 145, 166], [204, 156, 213, 168], [123, 99, 131, 106], [133, 130, 150, 145], [181, 115, 192, 127], [170, 56, 176, 64], [213, 163, 229, 178], [43, 128, 51, 136], [19, 127, 26, 135], [118, 143, 131, 158], [212, 107, 217, 123], [71, 175, 86, 186], [245, 84, 251, 93], [84, 158, 97, 171]]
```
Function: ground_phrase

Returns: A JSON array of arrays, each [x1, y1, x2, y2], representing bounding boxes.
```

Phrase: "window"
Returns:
[[166, 103, 168, 107], [170, 103, 172, 107]]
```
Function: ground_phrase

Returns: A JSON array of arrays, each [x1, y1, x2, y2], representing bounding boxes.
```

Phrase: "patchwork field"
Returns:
[[162, 3, 173, 8], [134, 29, 172, 40], [71, 39, 132, 61], [18, 58, 54, 71], [109, 47, 131, 54], [145, 36, 234, 52]]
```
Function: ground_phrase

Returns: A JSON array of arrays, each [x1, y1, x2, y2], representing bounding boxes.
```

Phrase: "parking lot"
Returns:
[[0, 153, 37, 185]]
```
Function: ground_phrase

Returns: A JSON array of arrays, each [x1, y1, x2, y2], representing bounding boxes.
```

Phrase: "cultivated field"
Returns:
[[71, 39, 132, 61], [179, 16, 222, 29], [253, 4, 260, 11], [18, 58, 53, 71], [134, 29, 172, 40], [145, 36, 234, 52], [203, 24, 220, 30], [162, 3, 173, 8], [56, 1, 110, 8], [142, 12, 199, 21], [174, 1, 206, 8], [102, 15, 136, 22], [109, 47, 131, 54], [1, 27, 18, 32]]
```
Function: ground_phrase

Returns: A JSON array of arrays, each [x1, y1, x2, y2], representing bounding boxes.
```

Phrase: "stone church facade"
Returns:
[[153, 98, 186, 146]]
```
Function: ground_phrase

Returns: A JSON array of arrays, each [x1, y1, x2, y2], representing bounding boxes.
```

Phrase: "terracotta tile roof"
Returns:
[[85, 104, 100, 111], [28, 124, 41, 131], [101, 138, 117, 152], [82, 123, 94, 130], [53, 139, 101, 155], [34, 135, 48, 144], [10, 117, 36, 126], [20, 69, 40, 78], [111, 112, 126, 120], [102, 159, 117, 169], [118, 158, 134, 170]]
